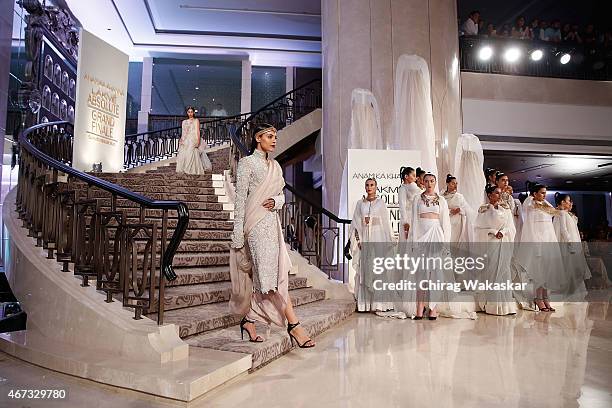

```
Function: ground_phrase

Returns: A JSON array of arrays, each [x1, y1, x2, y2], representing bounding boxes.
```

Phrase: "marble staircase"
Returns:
[[91, 146, 355, 370]]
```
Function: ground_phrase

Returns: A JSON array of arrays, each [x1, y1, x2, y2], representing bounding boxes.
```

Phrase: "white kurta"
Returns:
[[442, 191, 473, 244], [474, 203, 517, 315], [398, 182, 422, 242], [395, 193, 476, 319], [516, 198, 566, 293], [349, 197, 395, 312], [553, 210, 590, 300]]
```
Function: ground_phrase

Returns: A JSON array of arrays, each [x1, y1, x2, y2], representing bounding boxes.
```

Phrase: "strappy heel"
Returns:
[[413, 306, 427, 320], [287, 321, 315, 348], [240, 317, 264, 342], [534, 298, 550, 312], [543, 298, 556, 312]]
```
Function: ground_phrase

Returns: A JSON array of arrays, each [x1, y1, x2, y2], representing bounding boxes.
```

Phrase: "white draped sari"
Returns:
[[553, 210, 590, 301], [398, 182, 422, 242], [349, 197, 395, 312], [474, 203, 518, 315]]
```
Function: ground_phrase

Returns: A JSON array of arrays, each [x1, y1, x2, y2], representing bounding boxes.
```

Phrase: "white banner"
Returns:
[[346, 149, 421, 237], [73, 29, 128, 172]]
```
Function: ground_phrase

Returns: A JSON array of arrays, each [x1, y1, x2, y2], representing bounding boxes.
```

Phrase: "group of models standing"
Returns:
[[348, 166, 591, 320]]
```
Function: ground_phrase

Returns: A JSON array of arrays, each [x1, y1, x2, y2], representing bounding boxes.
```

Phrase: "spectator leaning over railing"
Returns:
[[563, 23, 582, 43], [545, 20, 562, 42], [528, 18, 539, 40], [511, 16, 530, 39], [484, 23, 497, 38], [462, 10, 480, 36]]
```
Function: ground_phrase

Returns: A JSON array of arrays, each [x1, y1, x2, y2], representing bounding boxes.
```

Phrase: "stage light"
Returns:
[[478, 46, 493, 61], [560, 53, 571, 64], [504, 47, 521, 63], [530, 49, 543, 61]]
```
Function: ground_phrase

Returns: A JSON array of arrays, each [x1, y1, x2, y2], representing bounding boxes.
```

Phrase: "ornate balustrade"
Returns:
[[123, 113, 248, 169], [17, 121, 188, 324]]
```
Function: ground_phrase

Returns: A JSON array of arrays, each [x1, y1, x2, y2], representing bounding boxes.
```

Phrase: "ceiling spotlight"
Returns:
[[187, 69, 190, 72], [196, 64, 199, 67], [478, 46, 493, 61], [504, 47, 521, 63], [195, 86, 199, 90], [530, 49, 543, 61], [565, 180, 574, 184], [192, 98, 196, 101], [560, 53, 571, 64]]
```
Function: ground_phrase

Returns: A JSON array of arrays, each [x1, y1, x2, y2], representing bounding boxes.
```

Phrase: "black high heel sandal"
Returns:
[[287, 321, 315, 348], [543, 298, 555, 312], [413, 306, 427, 320], [240, 317, 264, 342], [534, 298, 550, 312]]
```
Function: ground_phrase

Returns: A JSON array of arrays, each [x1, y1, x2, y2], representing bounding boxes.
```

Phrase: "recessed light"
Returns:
[[187, 69, 190, 72], [192, 98, 196, 101], [195, 86, 199, 90], [196, 64, 199, 67], [565, 180, 573, 184]]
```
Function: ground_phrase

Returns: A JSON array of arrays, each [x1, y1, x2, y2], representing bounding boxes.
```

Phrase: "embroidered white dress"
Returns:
[[553, 210, 590, 300], [516, 198, 566, 294], [348, 197, 395, 312], [231, 150, 286, 294], [176, 119, 212, 174], [398, 182, 422, 242], [442, 190, 472, 244], [474, 203, 517, 315]]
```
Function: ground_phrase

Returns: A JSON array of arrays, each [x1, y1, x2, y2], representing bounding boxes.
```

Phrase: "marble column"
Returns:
[[137, 57, 153, 133], [321, 0, 461, 212], [241, 59, 252, 114], [286, 66, 294, 93]]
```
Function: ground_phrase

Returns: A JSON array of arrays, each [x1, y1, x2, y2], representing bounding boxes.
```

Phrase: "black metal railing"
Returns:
[[17, 121, 189, 324], [460, 35, 612, 80], [123, 113, 248, 169]]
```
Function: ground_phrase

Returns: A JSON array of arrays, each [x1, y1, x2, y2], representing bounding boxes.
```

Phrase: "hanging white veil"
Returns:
[[454, 133, 486, 212], [392, 54, 438, 177], [338, 88, 383, 220]]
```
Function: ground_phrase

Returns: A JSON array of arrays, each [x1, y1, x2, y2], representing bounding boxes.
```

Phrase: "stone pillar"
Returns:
[[241, 59, 252, 114], [286, 66, 294, 93], [321, 0, 461, 212], [137, 57, 153, 133]]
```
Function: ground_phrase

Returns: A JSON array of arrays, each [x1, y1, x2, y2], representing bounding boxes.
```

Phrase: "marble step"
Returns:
[[166, 266, 230, 287], [95, 198, 228, 211], [133, 239, 230, 253], [81, 187, 219, 198], [98, 207, 232, 219], [186, 299, 356, 370], [93, 177, 219, 188], [153, 281, 316, 338], [103, 227, 231, 241], [156, 277, 313, 312], [94, 172, 221, 181], [123, 217, 233, 230]]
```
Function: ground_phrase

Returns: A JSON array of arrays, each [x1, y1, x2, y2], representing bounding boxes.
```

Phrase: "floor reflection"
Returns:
[[0, 298, 610, 407]]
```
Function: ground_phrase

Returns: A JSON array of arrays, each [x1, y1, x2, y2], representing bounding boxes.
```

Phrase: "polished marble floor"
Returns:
[[0, 299, 611, 408]]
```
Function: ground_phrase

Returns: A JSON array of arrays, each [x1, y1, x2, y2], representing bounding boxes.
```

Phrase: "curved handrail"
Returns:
[[236, 78, 321, 136], [20, 121, 188, 281]]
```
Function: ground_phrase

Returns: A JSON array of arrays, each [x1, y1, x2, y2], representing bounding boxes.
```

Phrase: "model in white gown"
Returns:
[[474, 186, 517, 315], [398, 167, 422, 242], [442, 174, 473, 244], [553, 193, 590, 301], [400, 174, 476, 320], [176, 110, 212, 174], [516, 183, 565, 312], [349, 178, 395, 312]]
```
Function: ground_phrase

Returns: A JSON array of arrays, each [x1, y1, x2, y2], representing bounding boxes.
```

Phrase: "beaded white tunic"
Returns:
[[231, 149, 285, 294]]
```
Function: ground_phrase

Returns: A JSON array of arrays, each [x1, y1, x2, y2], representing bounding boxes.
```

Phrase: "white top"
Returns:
[[462, 18, 478, 35], [398, 182, 422, 224], [417, 194, 442, 215]]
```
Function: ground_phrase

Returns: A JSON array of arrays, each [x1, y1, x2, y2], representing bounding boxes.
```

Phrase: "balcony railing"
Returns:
[[460, 35, 612, 81]]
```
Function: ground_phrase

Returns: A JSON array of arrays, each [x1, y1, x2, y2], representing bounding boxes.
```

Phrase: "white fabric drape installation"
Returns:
[[338, 88, 383, 220], [454, 133, 486, 211], [392, 54, 438, 177]]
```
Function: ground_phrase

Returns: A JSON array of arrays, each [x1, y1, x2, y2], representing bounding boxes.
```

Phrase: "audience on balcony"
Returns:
[[461, 10, 480, 36], [460, 12, 612, 51]]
